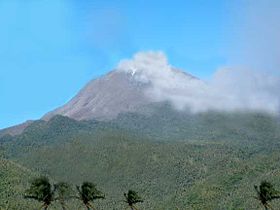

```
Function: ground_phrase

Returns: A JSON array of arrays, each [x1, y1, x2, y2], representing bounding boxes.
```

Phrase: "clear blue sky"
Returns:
[[0, 0, 243, 128]]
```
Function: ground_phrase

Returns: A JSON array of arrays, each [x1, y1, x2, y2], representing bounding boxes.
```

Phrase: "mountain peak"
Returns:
[[117, 51, 195, 83], [118, 51, 169, 77], [43, 52, 196, 121]]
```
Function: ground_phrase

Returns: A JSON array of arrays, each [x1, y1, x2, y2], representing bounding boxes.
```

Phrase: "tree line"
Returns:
[[24, 176, 143, 210], [24, 177, 280, 210]]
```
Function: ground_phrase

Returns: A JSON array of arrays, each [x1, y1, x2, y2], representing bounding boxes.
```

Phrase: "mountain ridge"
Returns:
[[43, 65, 197, 121], [0, 64, 197, 136]]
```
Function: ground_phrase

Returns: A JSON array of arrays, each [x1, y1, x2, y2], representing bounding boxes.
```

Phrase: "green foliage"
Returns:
[[54, 182, 71, 198], [124, 190, 143, 209], [76, 182, 105, 209], [0, 158, 40, 210], [54, 182, 72, 209], [24, 176, 54, 209], [254, 181, 280, 209]]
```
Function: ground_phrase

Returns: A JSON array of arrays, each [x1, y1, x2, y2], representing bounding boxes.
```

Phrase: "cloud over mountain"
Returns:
[[118, 51, 280, 114], [42, 51, 280, 122]]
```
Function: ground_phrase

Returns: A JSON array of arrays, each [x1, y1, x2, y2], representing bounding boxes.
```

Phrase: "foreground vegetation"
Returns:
[[1, 107, 280, 209], [24, 176, 144, 210], [24, 176, 280, 210], [0, 158, 37, 209]]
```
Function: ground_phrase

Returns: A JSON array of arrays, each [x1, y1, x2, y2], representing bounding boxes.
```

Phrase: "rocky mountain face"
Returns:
[[43, 70, 152, 121], [43, 52, 197, 121]]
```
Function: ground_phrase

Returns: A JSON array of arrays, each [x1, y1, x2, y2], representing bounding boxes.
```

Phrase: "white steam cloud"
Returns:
[[118, 51, 280, 114], [117, 1, 280, 114]]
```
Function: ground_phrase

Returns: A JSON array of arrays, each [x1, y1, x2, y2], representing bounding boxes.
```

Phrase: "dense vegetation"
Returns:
[[1, 105, 280, 209], [0, 158, 39, 209]]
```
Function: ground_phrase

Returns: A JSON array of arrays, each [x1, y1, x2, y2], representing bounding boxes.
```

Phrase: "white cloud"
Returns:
[[118, 51, 280, 114]]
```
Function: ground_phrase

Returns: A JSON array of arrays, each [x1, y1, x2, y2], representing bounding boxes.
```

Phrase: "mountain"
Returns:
[[1, 52, 198, 136], [2, 51, 279, 136], [43, 68, 196, 121], [43, 70, 151, 121]]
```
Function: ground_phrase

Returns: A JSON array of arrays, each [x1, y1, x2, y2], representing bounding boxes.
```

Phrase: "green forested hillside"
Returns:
[[0, 158, 39, 210], [1, 108, 280, 209]]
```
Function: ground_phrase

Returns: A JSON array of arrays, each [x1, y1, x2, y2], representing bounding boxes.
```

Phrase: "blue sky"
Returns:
[[0, 0, 250, 128]]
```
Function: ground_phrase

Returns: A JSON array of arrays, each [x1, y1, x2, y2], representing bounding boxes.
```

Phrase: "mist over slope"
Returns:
[[119, 51, 280, 113], [43, 51, 280, 123], [1, 50, 279, 139]]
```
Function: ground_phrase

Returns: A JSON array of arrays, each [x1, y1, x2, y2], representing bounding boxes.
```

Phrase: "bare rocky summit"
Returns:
[[43, 52, 197, 121], [43, 69, 196, 121], [43, 70, 152, 121]]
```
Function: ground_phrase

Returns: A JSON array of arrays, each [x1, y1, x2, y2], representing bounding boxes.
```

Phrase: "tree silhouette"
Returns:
[[124, 190, 143, 210], [54, 182, 72, 210], [76, 182, 105, 210], [24, 176, 54, 210], [254, 181, 280, 210]]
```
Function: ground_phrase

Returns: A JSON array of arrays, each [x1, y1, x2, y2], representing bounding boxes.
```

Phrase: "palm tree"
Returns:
[[76, 182, 105, 210], [24, 176, 55, 210], [124, 190, 143, 210], [254, 181, 280, 210], [54, 182, 72, 210]]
